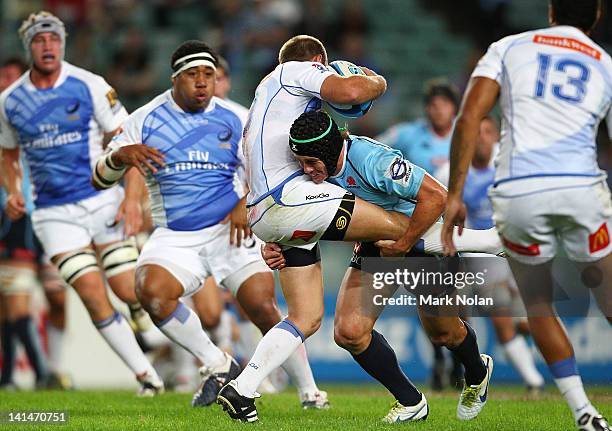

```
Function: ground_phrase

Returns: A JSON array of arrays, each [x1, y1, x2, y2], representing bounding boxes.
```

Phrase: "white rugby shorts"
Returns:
[[490, 177, 612, 264], [31, 188, 126, 258], [248, 175, 348, 250], [137, 222, 270, 297]]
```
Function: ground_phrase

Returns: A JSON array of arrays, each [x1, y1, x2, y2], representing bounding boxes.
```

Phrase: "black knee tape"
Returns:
[[284, 244, 321, 267], [321, 193, 355, 241]]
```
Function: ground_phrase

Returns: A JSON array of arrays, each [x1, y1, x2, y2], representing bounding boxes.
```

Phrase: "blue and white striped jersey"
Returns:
[[110, 92, 244, 231], [0, 62, 128, 208]]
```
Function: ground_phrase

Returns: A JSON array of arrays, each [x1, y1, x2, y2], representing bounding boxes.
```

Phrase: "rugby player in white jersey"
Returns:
[[209, 35, 493, 422], [0, 11, 162, 395], [92, 40, 327, 408], [442, 1, 611, 429]]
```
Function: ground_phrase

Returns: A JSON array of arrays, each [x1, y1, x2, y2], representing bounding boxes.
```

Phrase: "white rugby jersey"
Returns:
[[0, 62, 127, 208], [242, 61, 334, 205], [472, 26, 612, 186]]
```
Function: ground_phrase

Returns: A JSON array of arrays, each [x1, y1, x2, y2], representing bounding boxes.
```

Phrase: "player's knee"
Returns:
[[290, 312, 323, 338], [334, 320, 369, 352], [200, 311, 221, 330], [248, 300, 281, 333]]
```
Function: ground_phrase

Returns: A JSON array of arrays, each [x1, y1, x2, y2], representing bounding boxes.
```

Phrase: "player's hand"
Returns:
[[375, 238, 412, 257], [441, 196, 467, 256], [115, 197, 143, 236], [261, 242, 286, 270], [111, 145, 165, 176], [5, 192, 26, 221], [360, 66, 378, 76], [222, 196, 252, 247]]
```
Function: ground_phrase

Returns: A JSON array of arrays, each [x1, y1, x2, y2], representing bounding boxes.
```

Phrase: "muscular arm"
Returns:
[[0, 148, 26, 220], [320, 72, 386, 105]]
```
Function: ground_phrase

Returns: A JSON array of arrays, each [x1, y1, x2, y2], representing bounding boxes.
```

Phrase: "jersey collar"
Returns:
[[24, 61, 69, 91]]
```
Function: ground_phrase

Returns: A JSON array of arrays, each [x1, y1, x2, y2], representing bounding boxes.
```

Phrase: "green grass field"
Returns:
[[0, 385, 610, 430]]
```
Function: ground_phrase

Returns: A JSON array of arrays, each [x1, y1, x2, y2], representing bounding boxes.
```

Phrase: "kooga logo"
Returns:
[[306, 193, 330, 200]]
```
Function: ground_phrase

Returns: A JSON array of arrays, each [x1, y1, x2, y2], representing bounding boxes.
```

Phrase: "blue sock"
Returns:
[[352, 330, 422, 406]]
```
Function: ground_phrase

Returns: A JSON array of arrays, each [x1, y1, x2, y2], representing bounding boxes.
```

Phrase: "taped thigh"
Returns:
[[100, 239, 139, 278], [56, 249, 99, 285]]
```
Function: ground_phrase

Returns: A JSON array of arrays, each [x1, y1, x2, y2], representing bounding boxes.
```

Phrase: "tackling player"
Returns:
[[93, 40, 327, 409], [442, 1, 611, 429], [0, 11, 162, 395]]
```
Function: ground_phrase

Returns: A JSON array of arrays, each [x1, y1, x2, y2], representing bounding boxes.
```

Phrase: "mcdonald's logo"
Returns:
[[589, 222, 610, 254]]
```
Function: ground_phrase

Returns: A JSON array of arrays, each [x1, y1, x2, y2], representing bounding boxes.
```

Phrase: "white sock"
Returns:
[[235, 319, 304, 398], [211, 310, 233, 353], [236, 320, 261, 359], [554, 375, 598, 421], [46, 323, 65, 374], [281, 344, 318, 397], [158, 302, 225, 368], [502, 336, 545, 388], [94, 312, 155, 376], [172, 343, 197, 384], [422, 224, 503, 255]]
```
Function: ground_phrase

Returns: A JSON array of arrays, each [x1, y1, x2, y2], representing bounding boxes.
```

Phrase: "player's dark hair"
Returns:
[[423, 78, 460, 111], [1, 57, 28, 74], [550, 0, 602, 32], [279, 35, 327, 65], [171, 40, 217, 71], [289, 110, 343, 176]]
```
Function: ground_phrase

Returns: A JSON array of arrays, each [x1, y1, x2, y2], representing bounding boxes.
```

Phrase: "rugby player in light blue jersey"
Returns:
[[264, 111, 499, 423], [0, 11, 162, 395], [93, 40, 326, 409]]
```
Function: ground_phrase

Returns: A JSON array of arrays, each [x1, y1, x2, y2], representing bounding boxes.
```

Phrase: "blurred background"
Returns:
[[0, 0, 611, 389]]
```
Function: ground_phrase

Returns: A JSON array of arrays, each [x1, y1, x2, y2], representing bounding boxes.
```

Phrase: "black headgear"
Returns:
[[289, 111, 344, 176]]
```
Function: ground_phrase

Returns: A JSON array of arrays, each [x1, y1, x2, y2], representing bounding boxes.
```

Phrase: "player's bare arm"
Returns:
[[114, 168, 144, 236], [0, 147, 26, 220], [111, 144, 166, 176], [377, 174, 447, 256], [320, 71, 386, 105], [222, 195, 252, 248], [442, 77, 500, 255]]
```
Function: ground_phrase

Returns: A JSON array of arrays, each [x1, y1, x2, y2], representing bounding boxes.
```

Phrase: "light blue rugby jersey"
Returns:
[[376, 119, 452, 175], [463, 166, 495, 230], [0, 62, 128, 208], [327, 135, 426, 217], [110, 92, 243, 231]]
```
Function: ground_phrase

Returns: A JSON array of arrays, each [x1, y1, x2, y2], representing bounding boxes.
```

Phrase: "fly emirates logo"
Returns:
[[163, 150, 231, 173], [23, 131, 82, 149]]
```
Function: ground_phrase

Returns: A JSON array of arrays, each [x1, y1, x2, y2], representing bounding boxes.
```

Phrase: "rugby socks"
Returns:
[[448, 320, 487, 386], [46, 323, 65, 374], [13, 316, 49, 383], [210, 310, 233, 353], [352, 330, 422, 406], [0, 321, 16, 384], [157, 302, 226, 368], [550, 357, 598, 421], [235, 319, 304, 398], [421, 224, 503, 255], [502, 335, 544, 388], [94, 311, 157, 376], [282, 344, 319, 398]]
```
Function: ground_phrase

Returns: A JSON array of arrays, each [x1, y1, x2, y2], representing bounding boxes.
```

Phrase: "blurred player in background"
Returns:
[[0, 11, 163, 395], [95, 40, 327, 409], [436, 116, 545, 393], [378, 79, 463, 390], [443, 1, 611, 429], [0, 57, 49, 390]]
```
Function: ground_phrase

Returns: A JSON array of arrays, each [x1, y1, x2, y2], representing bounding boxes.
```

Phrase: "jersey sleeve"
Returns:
[[471, 39, 506, 84], [0, 102, 18, 149], [359, 144, 426, 200], [107, 112, 143, 151], [89, 75, 129, 133], [280, 62, 335, 98]]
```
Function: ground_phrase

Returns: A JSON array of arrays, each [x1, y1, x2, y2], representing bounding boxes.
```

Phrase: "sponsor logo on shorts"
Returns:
[[589, 222, 610, 254], [533, 35, 601, 60], [305, 193, 330, 200], [502, 237, 541, 256], [290, 230, 316, 242], [336, 216, 348, 230]]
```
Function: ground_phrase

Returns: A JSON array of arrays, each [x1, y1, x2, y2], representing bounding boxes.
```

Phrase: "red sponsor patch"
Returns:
[[502, 237, 541, 256], [589, 223, 610, 254], [290, 230, 316, 242], [533, 35, 601, 60], [347, 176, 357, 187]]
